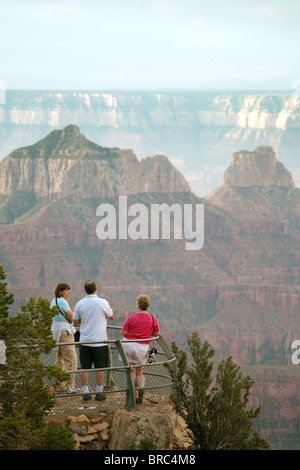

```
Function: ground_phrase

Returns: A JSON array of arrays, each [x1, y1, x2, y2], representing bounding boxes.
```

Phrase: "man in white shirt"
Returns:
[[73, 280, 114, 401]]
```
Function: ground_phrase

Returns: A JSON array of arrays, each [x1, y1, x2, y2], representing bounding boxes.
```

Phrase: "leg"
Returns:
[[79, 345, 92, 399], [95, 370, 105, 387], [129, 363, 138, 396], [80, 371, 89, 386], [54, 346, 66, 390], [60, 332, 77, 390], [136, 366, 145, 388], [55, 346, 65, 371], [136, 366, 145, 404], [56, 331, 77, 390], [94, 346, 109, 401]]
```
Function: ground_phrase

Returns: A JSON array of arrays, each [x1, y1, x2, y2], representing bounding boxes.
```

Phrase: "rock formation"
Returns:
[[47, 405, 192, 451], [206, 146, 300, 221], [223, 146, 294, 187], [1, 90, 300, 195], [0, 124, 190, 199], [1, 127, 300, 449]]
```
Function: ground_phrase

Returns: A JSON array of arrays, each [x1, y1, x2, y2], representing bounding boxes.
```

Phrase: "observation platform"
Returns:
[[44, 325, 176, 417]]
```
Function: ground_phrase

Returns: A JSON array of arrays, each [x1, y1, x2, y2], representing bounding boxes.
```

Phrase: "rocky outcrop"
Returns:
[[206, 146, 300, 221], [0, 125, 190, 198], [48, 405, 192, 451], [223, 146, 294, 187], [108, 405, 191, 451]]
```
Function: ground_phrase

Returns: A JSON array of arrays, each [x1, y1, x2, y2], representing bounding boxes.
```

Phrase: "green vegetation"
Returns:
[[138, 438, 156, 450], [0, 265, 75, 450], [167, 332, 270, 450]]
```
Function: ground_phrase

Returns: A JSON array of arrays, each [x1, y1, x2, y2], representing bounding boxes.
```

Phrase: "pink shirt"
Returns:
[[122, 312, 160, 344]]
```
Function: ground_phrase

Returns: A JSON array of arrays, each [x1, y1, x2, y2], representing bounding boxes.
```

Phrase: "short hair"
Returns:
[[55, 283, 70, 298], [137, 294, 150, 311], [84, 279, 97, 295]]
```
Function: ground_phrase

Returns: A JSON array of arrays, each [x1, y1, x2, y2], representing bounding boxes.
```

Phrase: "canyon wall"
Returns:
[[1, 128, 300, 448], [1, 91, 300, 195], [0, 125, 190, 198]]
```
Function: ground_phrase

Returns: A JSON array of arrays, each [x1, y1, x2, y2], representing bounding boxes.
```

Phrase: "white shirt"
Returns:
[[73, 295, 113, 347]]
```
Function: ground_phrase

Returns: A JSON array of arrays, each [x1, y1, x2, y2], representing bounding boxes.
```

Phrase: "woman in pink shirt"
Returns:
[[121, 294, 160, 404]]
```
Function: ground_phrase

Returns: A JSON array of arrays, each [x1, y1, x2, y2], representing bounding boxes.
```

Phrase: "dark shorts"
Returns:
[[79, 345, 109, 369]]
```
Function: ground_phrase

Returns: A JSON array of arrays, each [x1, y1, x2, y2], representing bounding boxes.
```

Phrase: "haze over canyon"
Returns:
[[1, 90, 300, 196]]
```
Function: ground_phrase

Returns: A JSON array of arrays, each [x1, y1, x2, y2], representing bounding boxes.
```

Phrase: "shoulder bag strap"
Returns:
[[55, 297, 72, 324]]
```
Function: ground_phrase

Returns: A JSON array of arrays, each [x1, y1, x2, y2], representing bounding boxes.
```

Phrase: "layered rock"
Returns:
[[47, 405, 192, 451], [206, 146, 300, 222], [1, 130, 300, 448], [223, 146, 294, 187], [1, 90, 300, 196], [0, 124, 190, 198]]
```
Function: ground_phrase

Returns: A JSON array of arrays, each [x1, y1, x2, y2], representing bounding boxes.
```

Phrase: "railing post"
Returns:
[[107, 332, 116, 389], [115, 340, 137, 410], [156, 335, 175, 367], [155, 335, 176, 399]]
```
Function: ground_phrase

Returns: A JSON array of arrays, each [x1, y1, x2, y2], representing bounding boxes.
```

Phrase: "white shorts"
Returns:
[[122, 342, 149, 365]]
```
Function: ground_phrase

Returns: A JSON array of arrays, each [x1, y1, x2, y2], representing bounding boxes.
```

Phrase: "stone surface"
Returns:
[[108, 406, 174, 450], [223, 146, 294, 187], [54, 404, 192, 451], [1, 90, 300, 196], [0, 125, 190, 198]]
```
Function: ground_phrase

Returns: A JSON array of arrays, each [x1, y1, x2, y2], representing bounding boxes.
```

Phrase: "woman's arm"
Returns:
[[65, 309, 74, 322]]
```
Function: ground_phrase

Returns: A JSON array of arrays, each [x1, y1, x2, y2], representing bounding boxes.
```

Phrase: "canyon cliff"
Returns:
[[222, 146, 294, 188], [0, 126, 300, 449], [1, 90, 300, 195], [0, 124, 189, 199]]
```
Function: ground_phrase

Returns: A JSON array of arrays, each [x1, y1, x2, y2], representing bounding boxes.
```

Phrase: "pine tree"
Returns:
[[0, 266, 75, 450], [168, 331, 270, 450]]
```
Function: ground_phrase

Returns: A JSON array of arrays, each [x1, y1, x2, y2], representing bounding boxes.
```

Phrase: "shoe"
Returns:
[[83, 393, 92, 401], [67, 387, 76, 394], [95, 392, 106, 401], [136, 389, 144, 404]]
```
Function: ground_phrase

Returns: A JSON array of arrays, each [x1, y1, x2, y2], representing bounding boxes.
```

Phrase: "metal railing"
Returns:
[[45, 326, 176, 414]]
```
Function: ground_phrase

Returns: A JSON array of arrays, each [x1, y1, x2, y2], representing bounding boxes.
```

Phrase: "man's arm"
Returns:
[[103, 299, 114, 320], [73, 303, 80, 325]]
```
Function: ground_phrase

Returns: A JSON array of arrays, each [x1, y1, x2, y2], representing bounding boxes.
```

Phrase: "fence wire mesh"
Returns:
[[43, 326, 175, 417]]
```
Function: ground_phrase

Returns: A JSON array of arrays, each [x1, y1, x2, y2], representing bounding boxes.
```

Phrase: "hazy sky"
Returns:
[[1, 0, 300, 89]]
